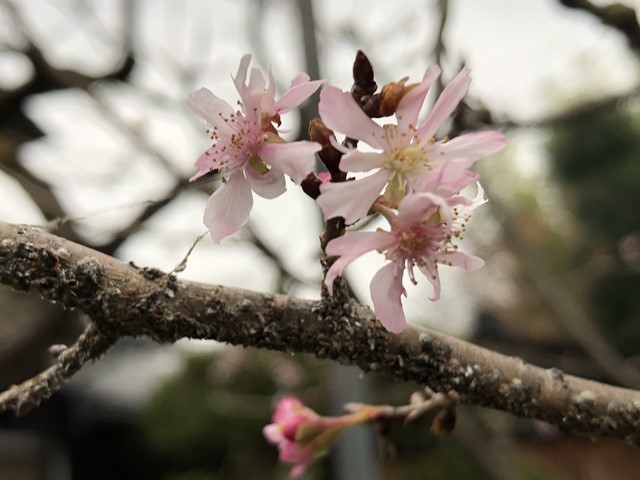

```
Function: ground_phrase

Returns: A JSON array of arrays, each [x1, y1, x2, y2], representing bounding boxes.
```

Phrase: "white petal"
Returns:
[[340, 150, 385, 173], [418, 261, 441, 301], [438, 250, 485, 270], [190, 148, 218, 181], [416, 68, 471, 141], [370, 262, 407, 333], [428, 131, 506, 163], [396, 65, 441, 133], [276, 79, 324, 114], [324, 231, 395, 294], [248, 67, 267, 97], [245, 166, 286, 199], [396, 192, 445, 228], [233, 54, 252, 95], [259, 141, 320, 184], [203, 171, 253, 243], [413, 161, 479, 197], [319, 86, 385, 149], [187, 88, 235, 136], [316, 170, 391, 224]]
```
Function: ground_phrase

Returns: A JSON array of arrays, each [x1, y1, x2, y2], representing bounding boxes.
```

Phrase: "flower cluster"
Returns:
[[317, 66, 506, 332], [188, 54, 505, 332], [188, 55, 322, 243], [263, 396, 375, 477], [189, 53, 507, 477]]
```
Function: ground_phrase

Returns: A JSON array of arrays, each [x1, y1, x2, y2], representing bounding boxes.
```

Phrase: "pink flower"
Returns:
[[263, 397, 318, 477], [316, 66, 505, 224], [189, 55, 323, 242], [263, 396, 375, 478], [325, 185, 486, 333]]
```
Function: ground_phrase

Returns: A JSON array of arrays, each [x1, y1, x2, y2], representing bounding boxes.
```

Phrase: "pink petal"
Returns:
[[187, 88, 235, 136], [247, 67, 267, 98], [319, 86, 385, 149], [317, 171, 331, 183], [259, 141, 320, 184], [273, 395, 308, 424], [290, 72, 311, 86], [446, 182, 486, 209], [413, 159, 480, 196], [316, 170, 391, 223], [324, 230, 396, 294], [469, 182, 487, 209], [428, 131, 506, 164], [339, 150, 385, 173], [396, 192, 445, 229], [190, 148, 220, 181], [245, 165, 286, 199], [284, 444, 315, 478], [238, 67, 267, 117], [276, 79, 324, 114], [260, 93, 277, 118], [370, 262, 407, 333], [418, 260, 441, 301], [266, 69, 276, 100], [290, 463, 308, 478], [416, 67, 471, 141], [438, 250, 485, 270], [395, 65, 441, 133], [204, 171, 253, 243], [263, 424, 285, 444], [233, 54, 252, 97], [273, 396, 304, 422]]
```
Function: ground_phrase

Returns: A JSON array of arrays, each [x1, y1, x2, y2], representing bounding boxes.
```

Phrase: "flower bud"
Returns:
[[264, 396, 376, 477], [309, 118, 343, 175], [431, 406, 457, 435], [378, 78, 408, 116]]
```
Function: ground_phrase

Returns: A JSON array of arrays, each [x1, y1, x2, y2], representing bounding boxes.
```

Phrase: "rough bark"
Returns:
[[1, 220, 640, 443]]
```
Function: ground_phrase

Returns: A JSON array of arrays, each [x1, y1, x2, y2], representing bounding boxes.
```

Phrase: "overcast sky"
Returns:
[[2, 0, 639, 337]]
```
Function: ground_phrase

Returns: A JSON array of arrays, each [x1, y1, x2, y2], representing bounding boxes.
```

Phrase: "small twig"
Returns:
[[0, 322, 116, 416], [170, 229, 209, 275], [433, 0, 449, 96], [344, 387, 459, 426]]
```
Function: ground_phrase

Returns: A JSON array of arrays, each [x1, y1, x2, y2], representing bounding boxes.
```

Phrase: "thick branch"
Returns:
[[1, 221, 640, 442]]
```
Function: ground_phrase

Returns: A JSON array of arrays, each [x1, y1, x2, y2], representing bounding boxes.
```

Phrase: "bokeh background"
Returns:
[[2, 0, 640, 478]]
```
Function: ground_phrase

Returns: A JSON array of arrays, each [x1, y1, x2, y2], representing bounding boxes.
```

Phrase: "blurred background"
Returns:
[[1, 0, 640, 478]]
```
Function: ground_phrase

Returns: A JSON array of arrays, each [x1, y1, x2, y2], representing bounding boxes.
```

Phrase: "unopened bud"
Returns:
[[378, 78, 408, 116], [352, 50, 377, 101], [309, 118, 334, 147], [309, 118, 343, 174], [431, 407, 456, 435], [301, 172, 323, 199]]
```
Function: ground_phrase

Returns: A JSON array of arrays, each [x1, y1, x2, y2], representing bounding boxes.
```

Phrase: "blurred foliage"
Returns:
[[547, 103, 640, 354], [549, 104, 640, 244], [144, 349, 328, 479], [380, 429, 492, 480], [143, 348, 563, 479], [162, 471, 218, 480]]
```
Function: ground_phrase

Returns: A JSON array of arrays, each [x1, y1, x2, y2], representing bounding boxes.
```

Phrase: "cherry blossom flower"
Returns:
[[188, 55, 323, 242], [324, 184, 486, 333], [316, 66, 505, 224], [263, 396, 376, 478]]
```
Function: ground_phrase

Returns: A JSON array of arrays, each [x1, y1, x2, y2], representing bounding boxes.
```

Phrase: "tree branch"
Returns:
[[558, 0, 640, 53], [1, 220, 640, 442], [0, 321, 116, 415]]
